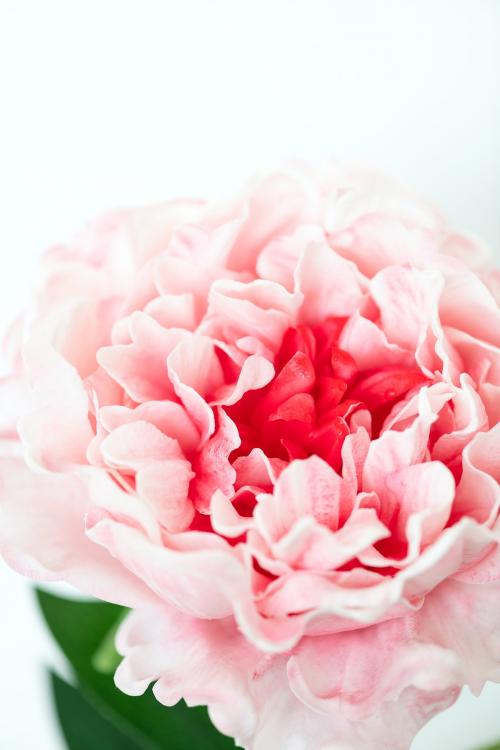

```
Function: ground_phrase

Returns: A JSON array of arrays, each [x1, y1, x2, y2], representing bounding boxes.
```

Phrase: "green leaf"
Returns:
[[472, 744, 500, 750], [92, 609, 127, 674], [50, 671, 143, 750], [36, 587, 125, 675], [36, 588, 236, 750]]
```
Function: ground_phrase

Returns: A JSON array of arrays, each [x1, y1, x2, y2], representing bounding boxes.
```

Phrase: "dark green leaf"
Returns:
[[36, 588, 236, 750], [472, 743, 500, 750], [36, 587, 125, 675], [50, 671, 143, 750]]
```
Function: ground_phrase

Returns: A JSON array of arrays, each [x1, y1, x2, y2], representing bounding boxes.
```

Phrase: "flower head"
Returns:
[[1, 163, 500, 749]]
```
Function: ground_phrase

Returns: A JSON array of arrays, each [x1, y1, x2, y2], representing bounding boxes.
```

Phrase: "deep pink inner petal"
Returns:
[[226, 319, 429, 473]]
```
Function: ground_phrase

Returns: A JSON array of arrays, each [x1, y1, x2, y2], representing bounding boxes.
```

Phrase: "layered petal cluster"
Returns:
[[1, 163, 500, 749]]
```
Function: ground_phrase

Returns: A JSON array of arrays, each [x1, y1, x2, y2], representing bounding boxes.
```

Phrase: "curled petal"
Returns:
[[97, 312, 185, 403]]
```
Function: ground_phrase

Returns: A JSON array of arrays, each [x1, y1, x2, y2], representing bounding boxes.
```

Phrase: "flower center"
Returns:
[[226, 318, 428, 472]]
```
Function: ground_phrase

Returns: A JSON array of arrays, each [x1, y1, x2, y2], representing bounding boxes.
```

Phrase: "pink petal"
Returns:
[[339, 312, 414, 371], [275, 508, 389, 571], [115, 606, 258, 741], [226, 170, 318, 272], [0, 458, 155, 607], [100, 421, 194, 533], [370, 266, 441, 351], [330, 214, 438, 277], [232, 448, 285, 490], [99, 400, 200, 453], [204, 278, 298, 352], [97, 312, 185, 403], [359, 463, 455, 569], [452, 424, 500, 524], [190, 408, 240, 512], [136, 459, 194, 533], [166, 335, 224, 441], [288, 618, 459, 722], [440, 271, 500, 347], [18, 339, 94, 470], [144, 293, 197, 330], [101, 421, 182, 465], [86, 513, 248, 619], [391, 462, 455, 546], [254, 457, 353, 543], [256, 224, 325, 289], [213, 353, 275, 406], [362, 396, 435, 496], [295, 242, 364, 324], [210, 489, 255, 539], [432, 374, 488, 464]]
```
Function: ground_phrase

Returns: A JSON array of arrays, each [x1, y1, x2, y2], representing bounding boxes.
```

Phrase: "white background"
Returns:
[[1, 1, 500, 748]]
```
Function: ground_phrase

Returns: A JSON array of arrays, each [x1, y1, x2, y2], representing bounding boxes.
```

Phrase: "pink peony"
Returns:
[[1, 163, 500, 749]]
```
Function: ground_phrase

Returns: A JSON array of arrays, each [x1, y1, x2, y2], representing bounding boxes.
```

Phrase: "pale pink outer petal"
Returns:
[[86, 467, 161, 542], [144, 293, 198, 331], [288, 616, 459, 718], [453, 424, 500, 523], [446, 327, 500, 387], [103, 200, 205, 269], [0, 375, 28, 445], [166, 333, 225, 400], [34, 296, 122, 380], [294, 242, 364, 324], [253, 515, 499, 639], [256, 224, 325, 289], [115, 605, 259, 742], [100, 421, 184, 466], [115, 589, 487, 750], [114, 560, 500, 749], [137, 461, 194, 533], [224, 170, 320, 273], [330, 214, 439, 278], [0, 458, 156, 608], [439, 270, 500, 347], [41, 200, 204, 302], [18, 339, 94, 470], [327, 165, 443, 233], [164, 210, 246, 269], [410, 573, 500, 694], [86, 512, 250, 619]]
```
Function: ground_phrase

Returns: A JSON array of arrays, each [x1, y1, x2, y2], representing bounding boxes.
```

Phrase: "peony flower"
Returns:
[[1, 162, 500, 749]]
